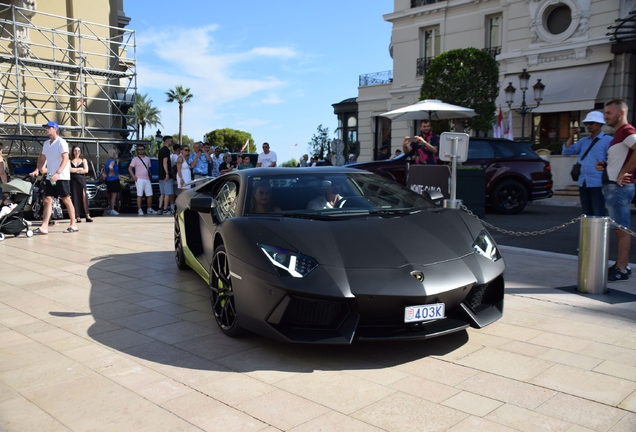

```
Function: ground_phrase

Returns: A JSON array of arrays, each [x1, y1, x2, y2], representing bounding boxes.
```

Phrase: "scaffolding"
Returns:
[[0, 2, 137, 147]]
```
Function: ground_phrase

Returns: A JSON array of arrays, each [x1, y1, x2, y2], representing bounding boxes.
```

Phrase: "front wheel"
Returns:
[[209, 245, 244, 337], [491, 180, 528, 214]]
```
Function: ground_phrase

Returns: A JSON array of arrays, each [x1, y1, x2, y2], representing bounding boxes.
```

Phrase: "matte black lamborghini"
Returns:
[[174, 167, 505, 344]]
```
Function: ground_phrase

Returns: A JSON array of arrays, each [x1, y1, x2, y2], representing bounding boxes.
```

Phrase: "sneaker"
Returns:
[[110, 209, 119, 216], [138, 209, 144, 216], [608, 264, 629, 281], [163, 208, 173, 215], [627, 266, 632, 276], [147, 208, 157, 215], [157, 209, 164, 215]]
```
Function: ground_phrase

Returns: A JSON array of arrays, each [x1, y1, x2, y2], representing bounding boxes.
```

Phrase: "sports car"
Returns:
[[174, 167, 505, 344]]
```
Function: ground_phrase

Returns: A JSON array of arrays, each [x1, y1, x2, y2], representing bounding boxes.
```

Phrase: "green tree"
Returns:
[[420, 48, 499, 133], [127, 93, 162, 140], [206, 128, 255, 152], [172, 134, 194, 146], [281, 158, 299, 167], [165, 85, 194, 145], [308, 124, 330, 160]]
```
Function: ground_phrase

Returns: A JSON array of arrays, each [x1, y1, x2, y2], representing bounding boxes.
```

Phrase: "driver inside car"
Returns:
[[306, 181, 343, 210]]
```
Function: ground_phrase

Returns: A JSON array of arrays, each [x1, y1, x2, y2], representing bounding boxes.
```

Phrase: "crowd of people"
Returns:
[[7, 100, 636, 279]]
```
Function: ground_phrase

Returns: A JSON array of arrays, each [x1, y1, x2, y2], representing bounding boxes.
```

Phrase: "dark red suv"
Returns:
[[353, 138, 553, 214]]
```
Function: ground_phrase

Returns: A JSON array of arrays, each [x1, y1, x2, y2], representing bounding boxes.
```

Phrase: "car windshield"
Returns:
[[244, 172, 436, 216], [8, 158, 38, 176]]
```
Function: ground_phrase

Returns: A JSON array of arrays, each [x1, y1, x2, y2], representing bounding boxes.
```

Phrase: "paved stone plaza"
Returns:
[[1, 215, 635, 431]]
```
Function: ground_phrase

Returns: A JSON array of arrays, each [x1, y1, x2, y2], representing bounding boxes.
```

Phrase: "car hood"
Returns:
[[249, 209, 476, 269]]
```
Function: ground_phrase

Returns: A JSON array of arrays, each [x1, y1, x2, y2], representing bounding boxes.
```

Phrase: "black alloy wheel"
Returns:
[[491, 180, 528, 215], [210, 245, 243, 337], [174, 215, 188, 270]]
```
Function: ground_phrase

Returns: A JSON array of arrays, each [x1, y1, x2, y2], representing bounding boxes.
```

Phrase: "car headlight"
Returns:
[[259, 244, 318, 278], [96, 183, 107, 192], [472, 230, 501, 262]]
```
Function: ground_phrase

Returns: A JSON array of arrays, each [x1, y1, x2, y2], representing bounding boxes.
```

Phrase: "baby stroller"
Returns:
[[30, 176, 63, 222], [0, 178, 34, 241]]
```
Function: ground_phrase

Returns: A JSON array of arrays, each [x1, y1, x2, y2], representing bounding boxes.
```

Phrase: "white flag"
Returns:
[[505, 110, 514, 141]]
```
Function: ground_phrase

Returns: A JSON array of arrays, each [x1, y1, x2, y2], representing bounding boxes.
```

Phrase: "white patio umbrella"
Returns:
[[380, 99, 477, 121]]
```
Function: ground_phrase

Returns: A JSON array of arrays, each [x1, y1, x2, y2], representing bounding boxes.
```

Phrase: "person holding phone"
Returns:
[[562, 111, 611, 216], [402, 120, 440, 165]]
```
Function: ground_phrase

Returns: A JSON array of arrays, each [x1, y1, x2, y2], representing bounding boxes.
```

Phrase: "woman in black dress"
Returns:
[[69, 145, 92, 222]]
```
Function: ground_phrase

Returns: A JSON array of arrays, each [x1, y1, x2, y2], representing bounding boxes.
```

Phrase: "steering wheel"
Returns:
[[334, 196, 347, 208]]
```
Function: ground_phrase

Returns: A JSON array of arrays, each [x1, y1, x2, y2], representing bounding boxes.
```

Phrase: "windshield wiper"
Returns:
[[368, 208, 422, 216]]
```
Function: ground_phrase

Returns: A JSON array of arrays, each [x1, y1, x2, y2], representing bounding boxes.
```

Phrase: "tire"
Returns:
[[209, 245, 244, 337], [491, 180, 528, 215], [174, 216, 188, 270], [0, 232, 4, 241], [26, 229, 33, 238]]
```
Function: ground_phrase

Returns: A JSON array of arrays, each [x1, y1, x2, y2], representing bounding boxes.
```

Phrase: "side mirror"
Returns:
[[425, 190, 444, 202], [189, 196, 217, 213]]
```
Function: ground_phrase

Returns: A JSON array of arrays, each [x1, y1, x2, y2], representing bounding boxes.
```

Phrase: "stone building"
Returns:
[[342, 0, 636, 162]]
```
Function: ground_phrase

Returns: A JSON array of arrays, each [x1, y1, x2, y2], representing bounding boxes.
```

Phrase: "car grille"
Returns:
[[86, 184, 98, 199], [463, 276, 504, 314], [280, 296, 349, 329]]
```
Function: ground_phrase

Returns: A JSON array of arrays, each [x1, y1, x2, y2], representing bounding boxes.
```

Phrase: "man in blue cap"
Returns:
[[29, 121, 78, 234]]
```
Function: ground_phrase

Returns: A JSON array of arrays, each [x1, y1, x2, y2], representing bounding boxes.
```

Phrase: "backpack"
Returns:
[[99, 166, 107, 181]]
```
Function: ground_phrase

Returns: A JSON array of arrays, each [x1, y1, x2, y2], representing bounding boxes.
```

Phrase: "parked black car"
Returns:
[[353, 138, 553, 214], [4, 155, 109, 216]]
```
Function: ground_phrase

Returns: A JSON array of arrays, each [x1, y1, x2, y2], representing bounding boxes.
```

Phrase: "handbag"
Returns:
[[570, 163, 581, 182], [570, 137, 600, 182]]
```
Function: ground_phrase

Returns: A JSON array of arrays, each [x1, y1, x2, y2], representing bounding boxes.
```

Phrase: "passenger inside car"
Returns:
[[247, 180, 281, 213]]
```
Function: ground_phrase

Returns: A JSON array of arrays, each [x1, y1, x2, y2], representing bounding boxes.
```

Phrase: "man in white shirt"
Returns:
[[256, 142, 277, 167], [129, 144, 156, 215], [29, 121, 78, 234], [307, 182, 343, 209]]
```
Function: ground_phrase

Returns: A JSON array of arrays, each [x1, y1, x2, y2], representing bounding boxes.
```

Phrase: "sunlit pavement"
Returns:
[[1, 215, 635, 431]]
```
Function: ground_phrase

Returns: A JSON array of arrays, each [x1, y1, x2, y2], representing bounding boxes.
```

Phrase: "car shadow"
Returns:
[[78, 251, 472, 373]]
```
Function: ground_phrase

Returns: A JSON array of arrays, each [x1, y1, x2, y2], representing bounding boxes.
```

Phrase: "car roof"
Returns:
[[230, 166, 368, 178]]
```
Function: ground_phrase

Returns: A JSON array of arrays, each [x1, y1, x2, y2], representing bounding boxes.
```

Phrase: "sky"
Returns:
[[123, 1, 394, 164]]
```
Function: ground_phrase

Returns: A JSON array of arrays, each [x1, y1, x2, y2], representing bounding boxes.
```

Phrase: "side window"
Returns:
[[215, 181, 238, 221], [494, 145, 516, 158], [467, 141, 495, 160]]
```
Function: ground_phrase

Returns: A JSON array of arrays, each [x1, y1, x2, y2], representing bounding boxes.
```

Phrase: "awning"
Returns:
[[496, 63, 609, 113]]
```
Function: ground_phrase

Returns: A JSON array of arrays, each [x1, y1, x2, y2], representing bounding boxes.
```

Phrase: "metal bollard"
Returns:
[[577, 216, 610, 294], [443, 199, 462, 210]]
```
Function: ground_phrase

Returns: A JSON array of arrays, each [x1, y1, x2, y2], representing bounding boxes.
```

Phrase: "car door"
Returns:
[[200, 178, 239, 270]]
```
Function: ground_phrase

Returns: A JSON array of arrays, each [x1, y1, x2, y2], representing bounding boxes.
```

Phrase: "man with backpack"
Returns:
[[129, 143, 157, 215]]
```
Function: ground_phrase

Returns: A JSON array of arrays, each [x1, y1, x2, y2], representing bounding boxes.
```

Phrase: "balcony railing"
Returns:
[[482, 46, 502, 58], [416, 57, 434, 76], [411, 0, 442, 7], [359, 70, 393, 87]]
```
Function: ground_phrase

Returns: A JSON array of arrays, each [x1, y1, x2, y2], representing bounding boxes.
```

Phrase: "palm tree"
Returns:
[[127, 93, 162, 139], [165, 85, 194, 145]]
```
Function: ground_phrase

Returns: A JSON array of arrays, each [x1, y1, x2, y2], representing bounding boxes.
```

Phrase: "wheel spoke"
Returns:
[[210, 249, 236, 331]]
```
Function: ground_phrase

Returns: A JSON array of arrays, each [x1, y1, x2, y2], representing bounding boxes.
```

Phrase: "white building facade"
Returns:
[[350, 0, 636, 161]]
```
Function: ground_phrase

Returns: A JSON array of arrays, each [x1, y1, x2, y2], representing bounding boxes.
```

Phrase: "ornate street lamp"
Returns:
[[505, 69, 545, 141]]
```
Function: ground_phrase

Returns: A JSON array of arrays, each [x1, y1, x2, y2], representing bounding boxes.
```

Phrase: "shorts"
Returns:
[[602, 182, 635, 228], [44, 179, 71, 198], [159, 179, 174, 196], [106, 179, 121, 193], [136, 178, 153, 197]]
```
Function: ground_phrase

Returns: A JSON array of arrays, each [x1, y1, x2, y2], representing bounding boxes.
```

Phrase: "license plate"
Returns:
[[404, 303, 445, 323]]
